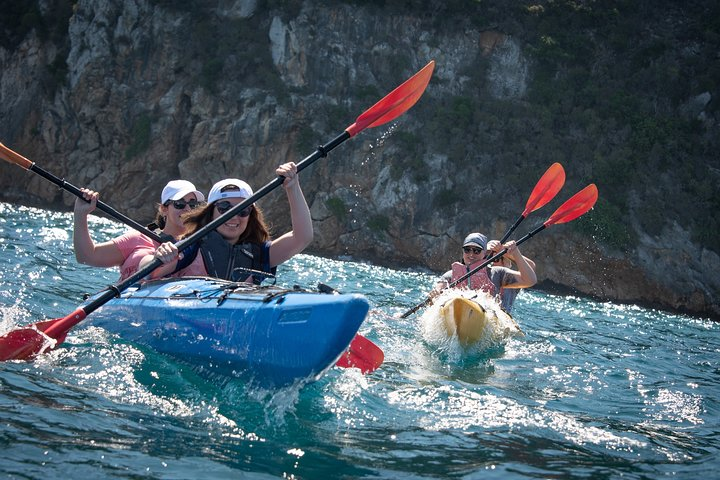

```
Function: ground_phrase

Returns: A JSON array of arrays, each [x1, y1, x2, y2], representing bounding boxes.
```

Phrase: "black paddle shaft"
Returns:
[[28, 163, 163, 243], [499, 214, 526, 244]]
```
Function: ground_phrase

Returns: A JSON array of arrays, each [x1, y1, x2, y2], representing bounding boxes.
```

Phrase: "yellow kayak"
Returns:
[[436, 291, 523, 347]]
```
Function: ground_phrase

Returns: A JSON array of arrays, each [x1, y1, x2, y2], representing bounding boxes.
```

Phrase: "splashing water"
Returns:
[[1, 202, 719, 479], [419, 288, 522, 361]]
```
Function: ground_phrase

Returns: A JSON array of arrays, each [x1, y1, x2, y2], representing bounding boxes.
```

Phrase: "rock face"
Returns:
[[0, 0, 718, 320]]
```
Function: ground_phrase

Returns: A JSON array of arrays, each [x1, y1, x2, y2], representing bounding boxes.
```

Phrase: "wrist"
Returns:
[[284, 181, 300, 192]]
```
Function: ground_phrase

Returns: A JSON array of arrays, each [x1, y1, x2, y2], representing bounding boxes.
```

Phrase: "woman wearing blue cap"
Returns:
[[434, 232, 536, 312]]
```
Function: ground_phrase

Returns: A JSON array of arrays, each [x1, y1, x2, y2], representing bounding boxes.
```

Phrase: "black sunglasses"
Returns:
[[215, 201, 253, 217], [463, 246, 484, 254], [168, 199, 200, 210]]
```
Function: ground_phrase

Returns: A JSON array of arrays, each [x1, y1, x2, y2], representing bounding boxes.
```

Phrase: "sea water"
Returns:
[[1, 202, 718, 479]]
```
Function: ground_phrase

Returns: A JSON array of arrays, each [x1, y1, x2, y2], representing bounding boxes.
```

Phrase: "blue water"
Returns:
[[1, 201, 719, 479]]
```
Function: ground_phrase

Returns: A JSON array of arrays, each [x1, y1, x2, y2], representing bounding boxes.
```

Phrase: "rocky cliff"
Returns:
[[1, 0, 718, 319]]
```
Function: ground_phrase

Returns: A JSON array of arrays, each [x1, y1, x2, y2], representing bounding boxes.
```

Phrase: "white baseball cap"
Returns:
[[161, 180, 205, 204], [207, 178, 254, 204]]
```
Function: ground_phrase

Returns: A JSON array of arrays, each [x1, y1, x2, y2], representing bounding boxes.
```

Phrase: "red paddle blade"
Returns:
[[335, 334, 384, 373], [0, 327, 55, 361], [545, 184, 598, 226], [523, 162, 566, 215], [0, 309, 83, 361], [346, 60, 435, 137]]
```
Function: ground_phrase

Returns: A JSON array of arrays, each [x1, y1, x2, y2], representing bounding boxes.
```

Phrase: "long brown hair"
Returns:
[[150, 203, 166, 230], [181, 202, 271, 244]]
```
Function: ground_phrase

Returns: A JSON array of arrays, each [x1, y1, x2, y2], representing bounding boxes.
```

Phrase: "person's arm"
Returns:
[[522, 256, 536, 271], [431, 280, 447, 298], [430, 270, 453, 297], [502, 241, 537, 289], [268, 162, 313, 267], [138, 242, 180, 279], [73, 188, 125, 267]]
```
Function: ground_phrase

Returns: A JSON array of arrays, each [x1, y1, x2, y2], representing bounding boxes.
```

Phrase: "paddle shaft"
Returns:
[[499, 215, 525, 244], [175, 131, 350, 253], [6, 153, 163, 243]]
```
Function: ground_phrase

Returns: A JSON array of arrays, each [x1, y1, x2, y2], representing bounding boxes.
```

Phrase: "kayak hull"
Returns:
[[434, 291, 522, 347], [440, 296, 490, 346], [84, 277, 370, 387]]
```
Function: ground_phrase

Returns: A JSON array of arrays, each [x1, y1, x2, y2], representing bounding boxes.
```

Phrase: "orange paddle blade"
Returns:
[[523, 162, 566, 215], [346, 60, 435, 137], [545, 184, 598, 226], [0, 142, 34, 169], [335, 334, 384, 373]]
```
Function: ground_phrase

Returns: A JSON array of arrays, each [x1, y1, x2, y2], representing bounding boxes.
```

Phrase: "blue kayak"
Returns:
[[84, 277, 370, 387]]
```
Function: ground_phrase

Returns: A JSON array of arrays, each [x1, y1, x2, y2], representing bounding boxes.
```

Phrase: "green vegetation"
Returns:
[[45, 54, 69, 93], [353, 84, 381, 102], [389, 132, 429, 182], [295, 125, 317, 157], [367, 214, 390, 233], [504, 0, 720, 254], [433, 189, 462, 209], [326, 105, 351, 129], [200, 58, 224, 94], [0, 2, 43, 49], [325, 197, 347, 222], [1, 0, 73, 93], [163, 7, 286, 96], [125, 114, 152, 160], [573, 198, 636, 250]]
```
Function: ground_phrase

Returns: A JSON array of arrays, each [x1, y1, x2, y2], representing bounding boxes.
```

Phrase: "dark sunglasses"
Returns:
[[463, 246, 484, 254], [168, 199, 200, 210], [215, 201, 252, 217]]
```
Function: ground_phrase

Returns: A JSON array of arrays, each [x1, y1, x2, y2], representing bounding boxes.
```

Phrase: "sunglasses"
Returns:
[[215, 201, 253, 217], [168, 199, 200, 210], [463, 246, 484, 255]]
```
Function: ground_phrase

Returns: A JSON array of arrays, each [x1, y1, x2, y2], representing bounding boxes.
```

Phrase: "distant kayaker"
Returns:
[[143, 161, 313, 284], [73, 180, 205, 281], [433, 232, 536, 312], [486, 238, 537, 313]]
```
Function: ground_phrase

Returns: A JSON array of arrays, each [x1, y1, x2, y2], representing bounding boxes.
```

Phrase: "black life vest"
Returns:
[[175, 231, 276, 284]]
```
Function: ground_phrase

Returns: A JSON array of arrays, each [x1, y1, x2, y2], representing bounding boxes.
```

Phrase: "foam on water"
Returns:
[[419, 288, 522, 360]]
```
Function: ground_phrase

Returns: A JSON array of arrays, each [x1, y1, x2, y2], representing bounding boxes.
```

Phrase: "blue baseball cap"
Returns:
[[462, 233, 487, 249]]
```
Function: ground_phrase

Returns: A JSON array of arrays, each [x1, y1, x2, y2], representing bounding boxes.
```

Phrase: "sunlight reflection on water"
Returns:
[[1, 202, 719, 478]]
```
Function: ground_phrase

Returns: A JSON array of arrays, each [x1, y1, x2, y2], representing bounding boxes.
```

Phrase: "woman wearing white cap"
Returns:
[[433, 232, 536, 312], [73, 180, 205, 281], [142, 162, 313, 284]]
